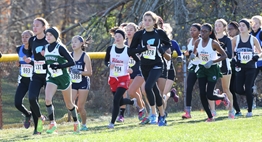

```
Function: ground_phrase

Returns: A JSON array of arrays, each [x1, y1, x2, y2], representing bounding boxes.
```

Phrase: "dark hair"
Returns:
[[114, 29, 126, 39], [191, 23, 201, 31], [109, 27, 119, 36], [158, 16, 164, 29], [228, 21, 239, 30], [202, 23, 218, 41], [73, 35, 93, 51]]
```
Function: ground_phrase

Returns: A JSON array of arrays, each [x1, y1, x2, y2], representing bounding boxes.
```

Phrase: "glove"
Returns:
[[43, 64, 47, 69], [50, 64, 61, 70], [176, 56, 183, 63], [71, 68, 82, 74], [204, 60, 213, 69], [189, 53, 196, 60], [158, 47, 165, 55], [252, 55, 259, 62]]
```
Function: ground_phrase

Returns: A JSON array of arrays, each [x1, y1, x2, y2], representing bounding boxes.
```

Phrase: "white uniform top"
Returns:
[[188, 38, 200, 65], [109, 44, 129, 77], [197, 38, 218, 65]]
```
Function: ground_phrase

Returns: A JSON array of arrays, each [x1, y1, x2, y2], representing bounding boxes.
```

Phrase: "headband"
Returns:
[[239, 19, 250, 30], [46, 27, 59, 40], [115, 30, 125, 39]]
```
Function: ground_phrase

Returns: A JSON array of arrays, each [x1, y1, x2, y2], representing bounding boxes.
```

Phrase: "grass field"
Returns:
[[1, 109, 262, 142]]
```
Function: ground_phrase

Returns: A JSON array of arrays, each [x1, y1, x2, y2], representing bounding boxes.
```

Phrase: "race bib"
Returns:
[[71, 73, 82, 83], [143, 46, 156, 60], [199, 53, 210, 65], [48, 64, 63, 78], [240, 52, 252, 64], [34, 61, 46, 74], [128, 57, 136, 67], [113, 63, 124, 76], [21, 64, 33, 77]]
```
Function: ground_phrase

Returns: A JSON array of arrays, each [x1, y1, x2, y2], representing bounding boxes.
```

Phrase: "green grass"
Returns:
[[0, 109, 262, 142]]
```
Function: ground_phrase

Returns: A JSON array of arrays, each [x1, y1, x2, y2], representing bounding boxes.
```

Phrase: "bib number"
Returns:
[[48, 64, 63, 78], [128, 57, 136, 67], [143, 46, 156, 60], [21, 64, 33, 77], [71, 73, 82, 83], [113, 63, 124, 76], [200, 53, 210, 65], [34, 61, 46, 74], [240, 52, 252, 64]]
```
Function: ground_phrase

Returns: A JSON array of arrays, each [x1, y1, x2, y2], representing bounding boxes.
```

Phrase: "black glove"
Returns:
[[252, 55, 259, 62], [50, 64, 61, 70], [43, 64, 47, 69], [158, 47, 165, 55]]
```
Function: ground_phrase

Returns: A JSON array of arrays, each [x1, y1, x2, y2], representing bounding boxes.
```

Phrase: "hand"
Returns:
[[127, 68, 133, 74], [189, 53, 196, 60], [109, 63, 115, 69], [252, 55, 259, 62], [41, 50, 45, 57], [23, 56, 32, 63], [204, 60, 213, 69], [71, 68, 82, 74], [50, 64, 61, 70], [176, 56, 183, 63]]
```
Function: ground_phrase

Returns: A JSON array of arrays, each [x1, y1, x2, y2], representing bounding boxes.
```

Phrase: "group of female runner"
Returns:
[[12, 11, 262, 133]]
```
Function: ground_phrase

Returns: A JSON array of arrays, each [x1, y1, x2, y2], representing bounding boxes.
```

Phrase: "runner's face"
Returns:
[[33, 20, 45, 35], [71, 37, 83, 50], [125, 25, 136, 39], [215, 21, 225, 34], [143, 15, 155, 30], [114, 33, 124, 44], [239, 22, 249, 33], [251, 18, 260, 32], [190, 26, 200, 38], [21, 32, 31, 45], [200, 26, 211, 39], [45, 32, 56, 43], [227, 24, 238, 37]]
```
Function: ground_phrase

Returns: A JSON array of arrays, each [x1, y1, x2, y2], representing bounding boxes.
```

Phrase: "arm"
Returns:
[[58, 46, 75, 68], [129, 31, 147, 55], [163, 48, 171, 61], [225, 37, 233, 59], [212, 40, 227, 63], [81, 53, 92, 76], [104, 46, 111, 67], [254, 37, 262, 56], [171, 40, 182, 56]]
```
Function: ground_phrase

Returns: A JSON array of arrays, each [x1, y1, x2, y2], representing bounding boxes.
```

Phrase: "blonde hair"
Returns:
[[215, 18, 228, 34], [251, 15, 262, 26], [143, 11, 159, 28], [163, 23, 173, 39], [126, 22, 138, 32]]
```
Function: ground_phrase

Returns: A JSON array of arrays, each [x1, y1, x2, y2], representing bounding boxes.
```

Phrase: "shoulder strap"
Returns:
[[250, 35, 254, 51], [235, 35, 240, 52]]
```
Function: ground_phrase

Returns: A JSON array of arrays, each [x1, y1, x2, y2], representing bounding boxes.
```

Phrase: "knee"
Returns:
[[66, 103, 74, 110], [45, 98, 52, 105]]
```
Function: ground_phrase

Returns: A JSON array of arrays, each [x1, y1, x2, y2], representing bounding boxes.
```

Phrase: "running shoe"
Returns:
[[205, 117, 215, 122], [182, 111, 191, 119], [222, 93, 230, 109], [235, 112, 243, 117], [37, 115, 45, 133], [158, 116, 167, 126], [80, 125, 88, 131], [24, 114, 31, 129], [33, 130, 41, 135], [170, 88, 179, 102], [211, 110, 217, 117], [228, 110, 235, 119], [139, 117, 150, 125], [73, 121, 81, 134], [138, 108, 146, 121], [116, 115, 124, 122], [46, 122, 57, 134], [107, 123, 114, 129], [246, 112, 253, 117], [149, 114, 157, 124]]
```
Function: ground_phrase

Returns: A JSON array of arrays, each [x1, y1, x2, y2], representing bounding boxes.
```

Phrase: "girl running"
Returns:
[[232, 19, 262, 117], [105, 29, 139, 129], [214, 19, 234, 118], [129, 11, 171, 126], [227, 21, 242, 116], [15, 30, 34, 129], [24, 17, 49, 135], [43, 27, 80, 134], [71, 35, 92, 131], [182, 23, 201, 119], [193, 23, 230, 122]]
